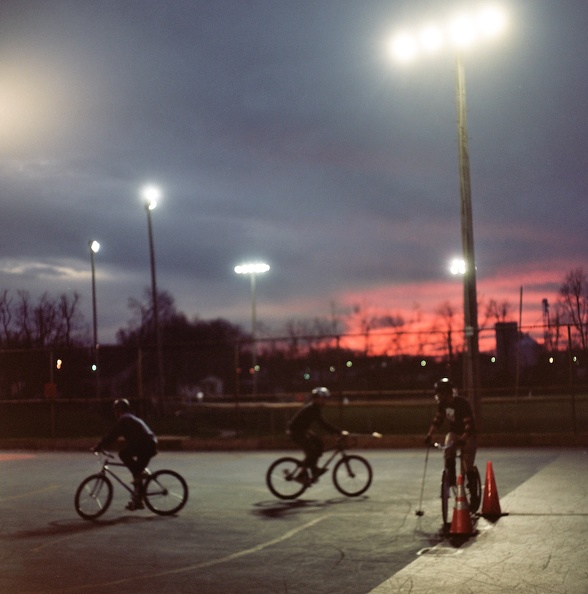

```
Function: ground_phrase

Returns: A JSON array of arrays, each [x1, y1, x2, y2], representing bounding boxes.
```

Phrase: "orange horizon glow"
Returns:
[[260, 261, 581, 357]]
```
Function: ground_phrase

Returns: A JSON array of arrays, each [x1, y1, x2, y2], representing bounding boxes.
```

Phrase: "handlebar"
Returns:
[[92, 449, 115, 460], [338, 431, 382, 443], [432, 441, 456, 450]]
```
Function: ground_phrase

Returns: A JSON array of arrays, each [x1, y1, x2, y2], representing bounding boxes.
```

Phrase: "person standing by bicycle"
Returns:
[[424, 378, 477, 490], [94, 399, 158, 510], [287, 387, 347, 483]]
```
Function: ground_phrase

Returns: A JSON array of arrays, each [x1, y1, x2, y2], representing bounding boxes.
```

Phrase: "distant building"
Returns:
[[495, 322, 541, 377]]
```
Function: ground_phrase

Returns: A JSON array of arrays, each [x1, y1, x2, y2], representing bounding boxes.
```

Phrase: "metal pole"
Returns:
[[146, 206, 165, 411], [89, 243, 101, 401], [455, 52, 481, 426], [250, 272, 257, 397]]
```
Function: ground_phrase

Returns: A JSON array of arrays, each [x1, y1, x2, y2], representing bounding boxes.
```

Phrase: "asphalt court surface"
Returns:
[[0, 448, 571, 593]]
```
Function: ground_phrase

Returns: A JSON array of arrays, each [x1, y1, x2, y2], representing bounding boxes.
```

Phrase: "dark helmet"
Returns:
[[311, 387, 330, 399], [434, 378, 454, 401], [113, 398, 131, 413]]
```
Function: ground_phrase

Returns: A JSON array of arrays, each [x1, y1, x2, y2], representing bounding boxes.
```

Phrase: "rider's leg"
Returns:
[[461, 436, 478, 489], [307, 435, 325, 479], [444, 433, 457, 486]]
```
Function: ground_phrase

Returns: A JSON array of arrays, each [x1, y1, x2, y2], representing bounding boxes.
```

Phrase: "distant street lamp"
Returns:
[[390, 5, 507, 423], [234, 262, 270, 395], [88, 240, 100, 399], [142, 184, 165, 409]]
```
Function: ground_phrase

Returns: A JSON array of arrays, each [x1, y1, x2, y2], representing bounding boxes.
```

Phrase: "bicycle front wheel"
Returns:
[[144, 470, 189, 515], [266, 457, 307, 500], [75, 474, 113, 520], [441, 469, 452, 527], [333, 455, 372, 497]]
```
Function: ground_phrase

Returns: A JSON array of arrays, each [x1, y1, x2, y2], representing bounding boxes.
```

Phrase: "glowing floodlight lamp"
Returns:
[[390, 4, 506, 61], [450, 258, 466, 275], [142, 184, 161, 210], [234, 263, 270, 275]]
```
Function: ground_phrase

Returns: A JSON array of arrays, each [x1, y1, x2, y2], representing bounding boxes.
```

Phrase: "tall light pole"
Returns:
[[390, 5, 507, 424], [455, 49, 480, 422], [89, 240, 100, 400], [234, 262, 270, 396], [142, 184, 165, 411]]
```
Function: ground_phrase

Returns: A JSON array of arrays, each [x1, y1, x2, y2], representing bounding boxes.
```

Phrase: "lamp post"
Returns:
[[234, 262, 270, 396], [88, 240, 100, 400], [390, 6, 507, 424], [142, 185, 165, 411]]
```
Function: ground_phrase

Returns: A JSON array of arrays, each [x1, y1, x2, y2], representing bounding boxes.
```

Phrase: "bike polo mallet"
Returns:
[[415, 446, 430, 516]]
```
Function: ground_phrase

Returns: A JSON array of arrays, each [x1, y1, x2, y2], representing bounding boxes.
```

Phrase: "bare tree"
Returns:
[[559, 267, 588, 351], [484, 298, 513, 324], [2, 290, 86, 348], [58, 292, 85, 346], [0, 290, 14, 346], [435, 301, 459, 363], [14, 290, 35, 347]]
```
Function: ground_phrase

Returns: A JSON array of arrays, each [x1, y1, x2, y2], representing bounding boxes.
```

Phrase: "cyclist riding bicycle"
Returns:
[[94, 398, 158, 510], [287, 387, 348, 484], [424, 378, 477, 490]]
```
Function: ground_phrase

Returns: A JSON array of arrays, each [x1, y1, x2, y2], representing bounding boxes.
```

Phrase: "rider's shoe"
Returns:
[[125, 498, 144, 511], [311, 467, 327, 483], [294, 470, 310, 485]]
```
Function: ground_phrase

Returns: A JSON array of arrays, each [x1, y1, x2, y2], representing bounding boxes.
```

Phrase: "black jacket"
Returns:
[[288, 401, 340, 435]]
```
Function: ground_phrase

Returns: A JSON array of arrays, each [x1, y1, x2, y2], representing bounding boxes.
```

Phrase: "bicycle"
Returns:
[[74, 450, 189, 520], [434, 442, 481, 527], [265, 432, 381, 500]]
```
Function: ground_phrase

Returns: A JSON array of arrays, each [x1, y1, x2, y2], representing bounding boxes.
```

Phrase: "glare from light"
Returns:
[[448, 13, 477, 48], [450, 258, 466, 275], [89, 240, 100, 254], [419, 24, 444, 54], [234, 262, 270, 275], [142, 185, 161, 210], [477, 5, 507, 38], [389, 4, 506, 62], [390, 32, 417, 63]]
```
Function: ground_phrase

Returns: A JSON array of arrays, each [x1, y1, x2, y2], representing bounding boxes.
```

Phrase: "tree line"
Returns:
[[0, 267, 586, 353]]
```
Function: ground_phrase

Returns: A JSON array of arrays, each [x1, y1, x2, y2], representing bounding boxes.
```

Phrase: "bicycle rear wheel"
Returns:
[[332, 455, 372, 497], [75, 474, 113, 520], [143, 470, 189, 515], [266, 457, 308, 500], [466, 466, 482, 513]]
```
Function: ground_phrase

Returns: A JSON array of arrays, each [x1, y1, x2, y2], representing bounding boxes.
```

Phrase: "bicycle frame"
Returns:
[[317, 432, 382, 471], [94, 452, 143, 496]]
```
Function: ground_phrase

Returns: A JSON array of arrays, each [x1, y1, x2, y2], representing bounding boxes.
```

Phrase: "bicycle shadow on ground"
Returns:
[[252, 495, 369, 519], [6, 514, 169, 541]]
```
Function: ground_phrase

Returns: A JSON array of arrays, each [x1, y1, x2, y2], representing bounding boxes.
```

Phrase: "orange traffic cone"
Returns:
[[481, 460, 503, 519], [450, 474, 475, 536]]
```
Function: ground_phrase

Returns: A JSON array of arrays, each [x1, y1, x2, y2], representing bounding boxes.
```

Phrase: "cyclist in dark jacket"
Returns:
[[425, 378, 477, 489], [288, 387, 347, 483], [94, 399, 158, 509]]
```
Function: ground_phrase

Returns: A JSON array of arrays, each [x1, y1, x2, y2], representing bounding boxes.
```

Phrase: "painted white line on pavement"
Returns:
[[47, 514, 332, 593]]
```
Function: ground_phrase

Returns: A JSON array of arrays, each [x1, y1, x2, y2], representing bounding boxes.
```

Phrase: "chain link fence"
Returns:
[[0, 323, 586, 438]]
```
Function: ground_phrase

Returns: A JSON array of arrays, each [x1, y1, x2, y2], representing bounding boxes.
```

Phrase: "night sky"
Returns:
[[0, 1, 585, 344]]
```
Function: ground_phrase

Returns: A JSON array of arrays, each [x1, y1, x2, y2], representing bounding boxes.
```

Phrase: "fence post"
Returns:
[[567, 325, 577, 434]]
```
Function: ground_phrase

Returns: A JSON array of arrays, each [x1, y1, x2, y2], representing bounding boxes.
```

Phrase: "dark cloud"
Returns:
[[0, 0, 586, 341]]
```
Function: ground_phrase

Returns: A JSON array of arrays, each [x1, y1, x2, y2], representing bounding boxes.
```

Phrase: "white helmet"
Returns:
[[311, 387, 330, 399]]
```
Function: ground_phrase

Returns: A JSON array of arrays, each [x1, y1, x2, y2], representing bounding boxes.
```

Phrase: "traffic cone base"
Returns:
[[450, 474, 475, 536], [481, 460, 502, 518]]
